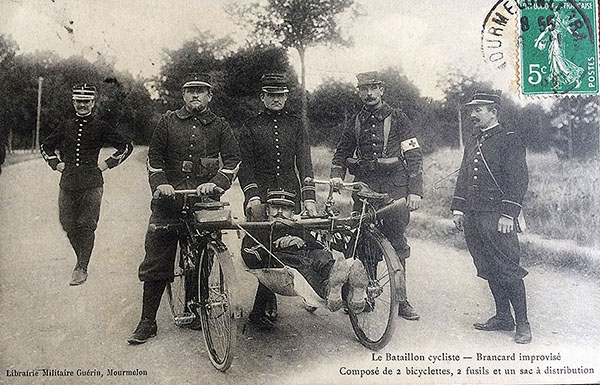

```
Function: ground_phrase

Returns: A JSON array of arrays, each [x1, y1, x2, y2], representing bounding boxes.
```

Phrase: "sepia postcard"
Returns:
[[0, 0, 598, 384]]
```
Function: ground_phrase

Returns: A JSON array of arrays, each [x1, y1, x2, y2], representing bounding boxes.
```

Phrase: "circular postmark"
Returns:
[[481, 0, 598, 95]]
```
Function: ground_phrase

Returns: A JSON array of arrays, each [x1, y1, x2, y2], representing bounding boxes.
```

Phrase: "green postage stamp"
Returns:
[[520, 0, 599, 95]]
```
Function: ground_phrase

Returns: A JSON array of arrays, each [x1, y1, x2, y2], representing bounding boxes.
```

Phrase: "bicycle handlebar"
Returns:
[[173, 187, 226, 195], [303, 177, 365, 191]]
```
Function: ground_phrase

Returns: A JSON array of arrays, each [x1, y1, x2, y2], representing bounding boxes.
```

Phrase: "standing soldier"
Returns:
[[329, 71, 423, 320], [451, 91, 531, 344], [128, 73, 240, 344], [238, 73, 318, 326], [41, 84, 133, 286]]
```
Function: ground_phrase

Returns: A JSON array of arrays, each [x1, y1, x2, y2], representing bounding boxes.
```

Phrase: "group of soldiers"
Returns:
[[40, 70, 532, 347]]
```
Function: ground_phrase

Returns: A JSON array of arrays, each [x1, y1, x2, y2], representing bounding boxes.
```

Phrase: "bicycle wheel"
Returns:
[[348, 228, 400, 350], [198, 241, 236, 371], [166, 239, 197, 326]]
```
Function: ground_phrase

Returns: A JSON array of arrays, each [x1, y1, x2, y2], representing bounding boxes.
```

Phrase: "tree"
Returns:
[[0, 35, 20, 152], [228, 0, 358, 131], [551, 97, 599, 159]]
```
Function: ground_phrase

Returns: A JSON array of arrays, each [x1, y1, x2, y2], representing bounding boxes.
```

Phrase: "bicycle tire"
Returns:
[[166, 239, 198, 326], [198, 241, 236, 372], [348, 228, 400, 350]]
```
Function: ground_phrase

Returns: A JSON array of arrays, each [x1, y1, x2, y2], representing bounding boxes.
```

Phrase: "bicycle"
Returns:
[[149, 188, 240, 372], [151, 179, 404, 371]]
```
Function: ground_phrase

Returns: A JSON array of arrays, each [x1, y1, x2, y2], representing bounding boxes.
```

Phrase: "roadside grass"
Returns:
[[311, 145, 600, 277]]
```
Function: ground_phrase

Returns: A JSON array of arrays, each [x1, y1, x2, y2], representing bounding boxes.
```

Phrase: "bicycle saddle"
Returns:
[[355, 183, 389, 200]]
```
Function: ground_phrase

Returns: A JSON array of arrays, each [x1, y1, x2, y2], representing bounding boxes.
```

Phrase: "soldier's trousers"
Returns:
[[138, 201, 181, 282], [354, 198, 411, 302], [464, 211, 529, 324], [58, 187, 103, 271]]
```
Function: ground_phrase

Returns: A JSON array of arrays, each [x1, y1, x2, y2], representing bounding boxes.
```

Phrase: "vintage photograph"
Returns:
[[0, 0, 598, 384]]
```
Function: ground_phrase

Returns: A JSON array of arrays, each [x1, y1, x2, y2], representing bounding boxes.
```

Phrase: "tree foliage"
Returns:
[[228, 0, 358, 131], [0, 34, 154, 149]]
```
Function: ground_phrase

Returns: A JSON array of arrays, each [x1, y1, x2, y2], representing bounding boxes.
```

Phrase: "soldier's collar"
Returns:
[[74, 112, 93, 123], [358, 102, 392, 123], [475, 124, 503, 140], [264, 108, 284, 116], [175, 106, 217, 124]]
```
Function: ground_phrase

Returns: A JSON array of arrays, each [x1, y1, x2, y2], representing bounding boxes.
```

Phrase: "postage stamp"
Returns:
[[519, 0, 599, 95]]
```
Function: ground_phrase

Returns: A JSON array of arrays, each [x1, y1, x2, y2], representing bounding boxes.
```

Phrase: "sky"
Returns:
[[1, 0, 521, 100]]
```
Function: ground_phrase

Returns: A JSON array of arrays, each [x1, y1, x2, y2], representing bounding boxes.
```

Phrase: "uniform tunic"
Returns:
[[139, 106, 241, 282], [238, 109, 315, 212], [41, 114, 133, 189], [451, 124, 529, 281], [330, 102, 423, 257], [41, 113, 133, 270]]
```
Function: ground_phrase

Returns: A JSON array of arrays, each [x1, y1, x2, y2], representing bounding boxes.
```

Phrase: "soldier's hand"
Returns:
[[330, 177, 343, 192], [246, 198, 265, 221], [407, 194, 421, 211], [197, 182, 218, 195], [154, 184, 175, 199], [498, 215, 514, 233], [275, 235, 305, 249], [304, 201, 319, 217], [453, 213, 464, 232], [56, 162, 65, 173], [98, 160, 109, 172]]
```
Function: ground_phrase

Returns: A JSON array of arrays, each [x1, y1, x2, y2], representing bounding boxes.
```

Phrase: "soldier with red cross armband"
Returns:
[[329, 71, 424, 320]]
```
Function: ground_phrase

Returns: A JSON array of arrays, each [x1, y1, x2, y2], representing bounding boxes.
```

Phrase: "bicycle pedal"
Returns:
[[174, 313, 195, 325]]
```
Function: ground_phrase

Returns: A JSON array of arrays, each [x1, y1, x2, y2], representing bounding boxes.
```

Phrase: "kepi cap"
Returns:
[[261, 73, 289, 94], [356, 71, 383, 87], [182, 73, 212, 89], [72, 84, 96, 100], [266, 189, 296, 207], [465, 90, 502, 106]]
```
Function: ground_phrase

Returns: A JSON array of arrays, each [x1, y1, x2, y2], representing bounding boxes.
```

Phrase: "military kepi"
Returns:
[[182, 73, 212, 89], [465, 90, 502, 106], [266, 189, 296, 207], [72, 84, 96, 100], [261, 73, 289, 93], [356, 71, 383, 86]]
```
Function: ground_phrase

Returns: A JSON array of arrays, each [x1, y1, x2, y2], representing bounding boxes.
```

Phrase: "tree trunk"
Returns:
[[297, 46, 309, 133]]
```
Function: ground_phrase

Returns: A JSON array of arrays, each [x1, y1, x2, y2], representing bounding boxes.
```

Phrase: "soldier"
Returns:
[[128, 73, 241, 344], [451, 91, 531, 344], [330, 71, 423, 320], [41, 84, 133, 286], [238, 73, 318, 325], [240, 190, 368, 327]]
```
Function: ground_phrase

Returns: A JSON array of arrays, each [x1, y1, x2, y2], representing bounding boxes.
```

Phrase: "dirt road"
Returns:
[[1, 149, 598, 385]]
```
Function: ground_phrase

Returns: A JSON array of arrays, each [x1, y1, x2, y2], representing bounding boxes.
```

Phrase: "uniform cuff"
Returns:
[[48, 159, 60, 170], [149, 172, 168, 192], [210, 172, 231, 191], [502, 199, 522, 219], [450, 196, 466, 212], [330, 165, 345, 180], [301, 185, 316, 201], [408, 177, 423, 197]]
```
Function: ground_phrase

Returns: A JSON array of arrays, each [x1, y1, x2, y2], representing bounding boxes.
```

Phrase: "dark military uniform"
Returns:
[[139, 106, 241, 282], [330, 102, 423, 257], [238, 109, 315, 212], [41, 113, 133, 272], [241, 223, 333, 299], [451, 90, 531, 343], [451, 124, 529, 281]]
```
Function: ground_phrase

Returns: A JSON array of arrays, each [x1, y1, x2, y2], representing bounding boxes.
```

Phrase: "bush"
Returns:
[[311, 145, 600, 248]]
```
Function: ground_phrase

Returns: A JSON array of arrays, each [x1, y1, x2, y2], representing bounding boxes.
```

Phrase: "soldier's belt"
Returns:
[[346, 157, 401, 175]]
